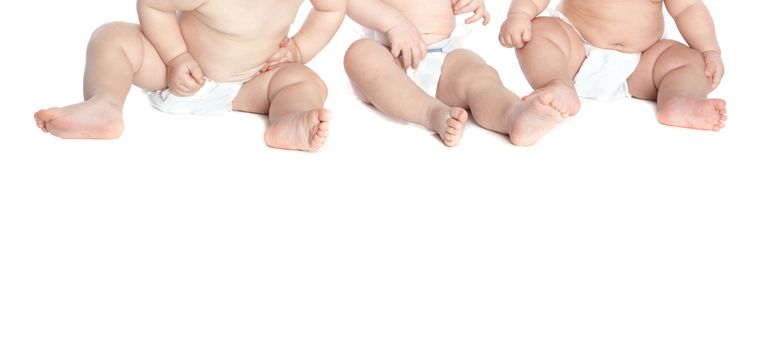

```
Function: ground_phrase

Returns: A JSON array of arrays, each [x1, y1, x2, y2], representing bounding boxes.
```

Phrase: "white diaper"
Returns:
[[549, 10, 641, 101], [361, 24, 470, 97], [147, 80, 244, 116]]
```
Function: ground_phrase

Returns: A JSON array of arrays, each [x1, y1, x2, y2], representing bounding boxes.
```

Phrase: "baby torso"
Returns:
[[179, 0, 303, 82], [558, 0, 665, 53], [382, 0, 455, 45]]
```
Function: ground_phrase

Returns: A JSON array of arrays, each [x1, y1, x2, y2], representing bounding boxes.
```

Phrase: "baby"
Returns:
[[34, 0, 345, 151], [344, 0, 565, 146], [500, 0, 726, 136]]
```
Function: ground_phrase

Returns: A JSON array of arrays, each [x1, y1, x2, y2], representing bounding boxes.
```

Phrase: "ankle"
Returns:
[[87, 96, 124, 110], [424, 102, 449, 129], [545, 78, 573, 89]]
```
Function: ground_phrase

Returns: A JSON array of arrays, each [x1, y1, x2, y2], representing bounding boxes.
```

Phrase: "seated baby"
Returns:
[[345, 0, 565, 146], [34, 0, 346, 151], [500, 0, 727, 138]]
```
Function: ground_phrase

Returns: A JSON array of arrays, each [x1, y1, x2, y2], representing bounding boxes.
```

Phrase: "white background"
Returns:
[[1, 1, 761, 349]]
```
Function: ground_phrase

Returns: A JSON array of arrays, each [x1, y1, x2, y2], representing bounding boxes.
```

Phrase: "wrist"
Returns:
[[385, 16, 413, 34], [379, 10, 408, 33], [166, 51, 191, 65], [506, 11, 532, 21], [290, 37, 304, 63], [701, 49, 721, 56]]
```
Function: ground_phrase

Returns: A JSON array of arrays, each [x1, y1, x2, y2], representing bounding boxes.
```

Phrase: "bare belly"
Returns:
[[383, 0, 454, 45], [179, 14, 283, 82], [557, 2, 664, 53], [421, 32, 452, 45]]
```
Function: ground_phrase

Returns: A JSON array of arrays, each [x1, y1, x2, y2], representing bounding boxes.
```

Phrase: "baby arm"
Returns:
[[137, 0, 207, 95], [346, 0, 427, 69], [264, 0, 345, 72], [666, 0, 724, 90], [499, 0, 550, 48]]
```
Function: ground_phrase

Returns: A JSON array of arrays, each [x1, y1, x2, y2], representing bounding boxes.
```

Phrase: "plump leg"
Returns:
[[234, 64, 330, 151], [515, 17, 586, 117], [437, 49, 562, 146], [628, 40, 727, 131], [34, 22, 167, 139], [344, 39, 467, 146]]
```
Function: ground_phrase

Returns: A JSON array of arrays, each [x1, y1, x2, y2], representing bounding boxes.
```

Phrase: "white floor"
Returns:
[[2, 1, 761, 349]]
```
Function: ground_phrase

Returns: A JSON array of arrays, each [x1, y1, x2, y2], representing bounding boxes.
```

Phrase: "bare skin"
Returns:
[[500, 0, 727, 135], [34, 0, 345, 151], [344, 0, 562, 146]]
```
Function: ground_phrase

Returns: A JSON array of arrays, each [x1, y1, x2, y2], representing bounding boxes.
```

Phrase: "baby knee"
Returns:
[[683, 48, 706, 69], [298, 66, 326, 92], [89, 22, 141, 50], [274, 65, 326, 96], [309, 71, 328, 96], [658, 43, 705, 72], [445, 49, 481, 63], [530, 17, 568, 39], [344, 39, 381, 71]]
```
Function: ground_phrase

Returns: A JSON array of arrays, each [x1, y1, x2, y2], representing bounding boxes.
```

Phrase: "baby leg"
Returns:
[[628, 40, 727, 131], [437, 49, 563, 146], [234, 64, 329, 151], [34, 22, 167, 139], [515, 17, 586, 117], [344, 39, 467, 147]]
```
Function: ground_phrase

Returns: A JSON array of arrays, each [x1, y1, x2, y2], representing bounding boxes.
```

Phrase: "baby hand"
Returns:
[[453, 0, 491, 25], [499, 12, 533, 49], [386, 19, 428, 70], [702, 50, 724, 91], [167, 52, 205, 97], [262, 38, 302, 73]]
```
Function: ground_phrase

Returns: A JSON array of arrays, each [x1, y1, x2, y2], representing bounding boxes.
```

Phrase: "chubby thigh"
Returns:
[[346, 38, 459, 98], [344, 38, 415, 101], [87, 22, 168, 93], [436, 49, 495, 105], [517, 17, 586, 88]]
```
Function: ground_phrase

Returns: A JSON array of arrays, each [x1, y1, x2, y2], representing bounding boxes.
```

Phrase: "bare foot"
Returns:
[[34, 100, 124, 139], [265, 108, 331, 151], [427, 105, 468, 147], [507, 93, 564, 146], [523, 79, 581, 117], [657, 95, 727, 131]]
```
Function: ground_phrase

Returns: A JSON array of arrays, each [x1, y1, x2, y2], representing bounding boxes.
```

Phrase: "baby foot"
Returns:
[[427, 105, 468, 147], [34, 100, 124, 139], [265, 108, 331, 151], [657, 95, 727, 131], [523, 79, 581, 117], [508, 93, 564, 146]]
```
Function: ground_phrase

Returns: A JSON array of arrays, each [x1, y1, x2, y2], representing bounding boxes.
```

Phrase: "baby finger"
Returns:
[[511, 33, 524, 48], [453, 0, 475, 14], [402, 47, 412, 69], [521, 27, 531, 42], [391, 42, 402, 59], [465, 7, 485, 24], [482, 10, 491, 25], [458, 2, 479, 16], [412, 47, 421, 69]]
